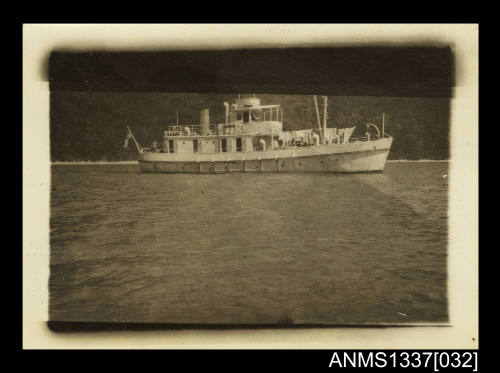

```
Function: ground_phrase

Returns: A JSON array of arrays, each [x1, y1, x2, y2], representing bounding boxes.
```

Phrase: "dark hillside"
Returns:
[[50, 92, 450, 162]]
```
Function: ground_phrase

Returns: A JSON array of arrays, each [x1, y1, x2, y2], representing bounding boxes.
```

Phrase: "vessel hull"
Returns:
[[138, 138, 392, 174]]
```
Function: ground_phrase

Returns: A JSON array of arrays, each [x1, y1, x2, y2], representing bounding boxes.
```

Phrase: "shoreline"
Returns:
[[52, 161, 140, 165], [52, 159, 450, 165], [386, 159, 449, 163]]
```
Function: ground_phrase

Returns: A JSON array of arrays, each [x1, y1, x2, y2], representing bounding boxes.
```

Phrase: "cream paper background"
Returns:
[[22, 24, 478, 349]]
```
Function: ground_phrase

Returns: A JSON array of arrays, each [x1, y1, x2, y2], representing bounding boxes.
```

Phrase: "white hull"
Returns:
[[138, 137, 393, 173]]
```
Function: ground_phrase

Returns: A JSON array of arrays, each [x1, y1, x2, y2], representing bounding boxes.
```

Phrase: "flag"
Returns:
[[123, 132, 132, 149]]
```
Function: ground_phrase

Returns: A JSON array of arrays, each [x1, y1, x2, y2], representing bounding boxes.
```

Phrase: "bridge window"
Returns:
[[243, 110, 250, 123]]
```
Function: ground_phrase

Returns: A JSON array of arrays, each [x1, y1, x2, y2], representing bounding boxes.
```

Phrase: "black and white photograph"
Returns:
[[23, 24, 478, 349]]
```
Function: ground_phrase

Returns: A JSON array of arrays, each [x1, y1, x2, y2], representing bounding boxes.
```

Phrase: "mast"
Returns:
[[322, 96, 328, 144], [313, 95, 323, 142]]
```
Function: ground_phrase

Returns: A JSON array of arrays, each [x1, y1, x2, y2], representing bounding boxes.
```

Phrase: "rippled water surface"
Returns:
[[50, 162, 448, 324]]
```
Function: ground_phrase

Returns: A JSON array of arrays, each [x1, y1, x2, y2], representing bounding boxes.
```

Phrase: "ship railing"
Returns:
[[142, 147, 168, 153], [349, 137, 367, 142], [349, 135, 389, 142], [219, 125, 241, 136], [165, 125, 219, 137]]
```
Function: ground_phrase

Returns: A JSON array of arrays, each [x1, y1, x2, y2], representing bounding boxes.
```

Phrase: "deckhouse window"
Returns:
[[221, 138, 227, 152], [168, 139, 174, 153], [243, 111, 250, 123], [193, 139, 198, 153], [251, 109, 261, 121], [236, 138, 242, 152]]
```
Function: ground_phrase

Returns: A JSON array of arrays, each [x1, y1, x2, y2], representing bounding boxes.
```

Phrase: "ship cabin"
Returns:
[[148, 96, 355, 155], [155, 96, 285, 155]]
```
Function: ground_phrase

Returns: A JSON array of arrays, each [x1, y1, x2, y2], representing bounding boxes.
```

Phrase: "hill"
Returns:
[[50, 92, 450, 162]]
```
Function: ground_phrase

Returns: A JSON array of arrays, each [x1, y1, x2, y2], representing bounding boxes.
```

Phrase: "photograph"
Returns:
[[48, 48, 450, 325], [23, 24, 478, 349]]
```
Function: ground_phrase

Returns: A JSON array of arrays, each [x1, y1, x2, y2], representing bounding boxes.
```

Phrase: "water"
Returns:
[[49, 162, 448, 324]]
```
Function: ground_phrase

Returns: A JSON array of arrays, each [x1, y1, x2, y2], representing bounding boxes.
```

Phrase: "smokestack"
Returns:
[[200, 109, 210, 135]]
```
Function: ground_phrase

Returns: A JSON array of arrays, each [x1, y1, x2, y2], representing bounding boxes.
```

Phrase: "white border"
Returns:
[[23, 24, 478, 349]]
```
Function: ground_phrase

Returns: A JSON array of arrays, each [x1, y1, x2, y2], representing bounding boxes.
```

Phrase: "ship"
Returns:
[[125, 95, 393, 173]]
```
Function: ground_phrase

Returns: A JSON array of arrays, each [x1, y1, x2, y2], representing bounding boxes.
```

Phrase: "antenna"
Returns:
[[382, 113, 385, 138], [176, 112, 179, 126]]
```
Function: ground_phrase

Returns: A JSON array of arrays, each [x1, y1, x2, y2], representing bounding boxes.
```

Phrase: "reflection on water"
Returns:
[[50, 162, 448, 324]]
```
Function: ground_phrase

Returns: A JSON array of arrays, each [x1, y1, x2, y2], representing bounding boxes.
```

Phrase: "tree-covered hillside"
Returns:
[[50, 92, 450, 161]]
